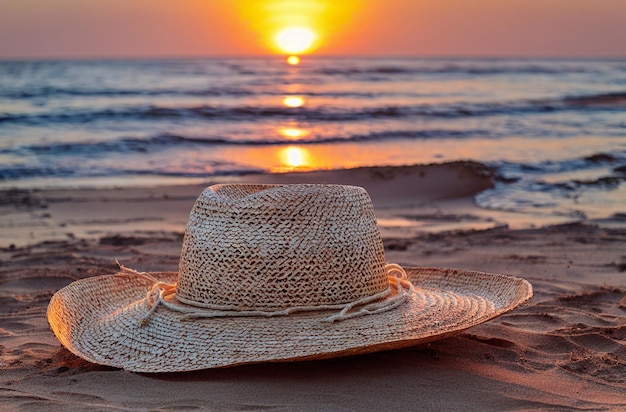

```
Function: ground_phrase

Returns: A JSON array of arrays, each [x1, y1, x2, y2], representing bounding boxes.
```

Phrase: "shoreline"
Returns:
[[2, 160, 615, 249], [1, 160, 626, 410]]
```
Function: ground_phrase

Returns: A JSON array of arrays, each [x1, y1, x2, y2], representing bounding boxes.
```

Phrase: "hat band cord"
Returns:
[[116, 261, 414, 326]]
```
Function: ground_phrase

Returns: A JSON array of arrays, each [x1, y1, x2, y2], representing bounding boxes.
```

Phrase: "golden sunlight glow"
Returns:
[[279, 127, 308, 139], [287, 55, 301, 65], [280, 146, 309, 168], [275, 27, 316, 54], [282, 96, 305, 108], [238, 1, 362, 55]]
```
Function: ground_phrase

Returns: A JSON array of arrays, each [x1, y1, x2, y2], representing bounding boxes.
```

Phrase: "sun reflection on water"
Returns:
[[287, 55, 301, 65], [282, 96, 305, 108], [278, 146, 309, 170], [279, 127, 308, 139]]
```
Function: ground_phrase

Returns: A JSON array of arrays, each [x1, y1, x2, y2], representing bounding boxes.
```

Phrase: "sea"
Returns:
[[1, 57, 625, 222]]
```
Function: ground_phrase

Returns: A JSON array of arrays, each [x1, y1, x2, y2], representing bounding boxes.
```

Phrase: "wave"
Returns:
[[162, 129, 485, 146], [493, 151, 626, 179], [3, 91, 624, 126], [0, 104, 423, 125], [311, 62, 595, 77], [561, 92, 626, 108], [0, 86, 378, 100], [0, 160, 497, 183], [0, 85, 258, 99], [476, 152, 626, 213], [0, 163, 262, 180], [3, 128, 487, 159]]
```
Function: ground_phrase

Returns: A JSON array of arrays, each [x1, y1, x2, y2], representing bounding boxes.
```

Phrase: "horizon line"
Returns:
[[2, 52, 626, 62]]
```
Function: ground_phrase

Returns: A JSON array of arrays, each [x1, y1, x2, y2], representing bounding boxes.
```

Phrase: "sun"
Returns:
[[274, 27, 316, 54]]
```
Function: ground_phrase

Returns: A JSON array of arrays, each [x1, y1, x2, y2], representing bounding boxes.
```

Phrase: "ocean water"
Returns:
[[1, 57, 625, 221]]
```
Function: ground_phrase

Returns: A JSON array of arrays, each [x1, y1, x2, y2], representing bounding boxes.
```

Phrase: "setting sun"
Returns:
[[237, 0, 363, 56], [275, 27, 316, 54]]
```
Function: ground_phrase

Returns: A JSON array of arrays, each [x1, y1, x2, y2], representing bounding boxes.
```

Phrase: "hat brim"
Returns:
[[47, 267, 532, 372]]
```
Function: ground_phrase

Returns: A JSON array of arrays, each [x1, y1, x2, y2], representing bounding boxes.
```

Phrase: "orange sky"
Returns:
[[1, 0, 625, 59]]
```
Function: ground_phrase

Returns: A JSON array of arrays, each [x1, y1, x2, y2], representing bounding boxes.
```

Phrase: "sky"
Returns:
[[1, 0, 625, 59]]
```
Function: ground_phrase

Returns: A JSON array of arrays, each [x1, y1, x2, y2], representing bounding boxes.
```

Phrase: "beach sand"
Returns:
[[1, 162, 625, 411]]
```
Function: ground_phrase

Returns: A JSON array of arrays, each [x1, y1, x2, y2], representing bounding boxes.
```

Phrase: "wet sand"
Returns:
[[1, 162, 625, 411]]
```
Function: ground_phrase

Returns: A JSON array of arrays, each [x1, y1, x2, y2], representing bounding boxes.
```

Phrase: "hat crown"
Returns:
[[176, 184, 388, 311]]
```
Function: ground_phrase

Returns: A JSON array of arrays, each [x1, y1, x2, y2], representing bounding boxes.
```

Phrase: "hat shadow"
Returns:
[[143, 345, 442, 382], [49, 344, 440, 379]]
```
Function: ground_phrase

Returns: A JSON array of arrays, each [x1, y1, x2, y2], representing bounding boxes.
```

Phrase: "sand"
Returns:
[[1, 162, 625, 411]]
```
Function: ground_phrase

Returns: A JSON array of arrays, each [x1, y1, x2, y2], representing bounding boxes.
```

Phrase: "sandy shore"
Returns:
[[1, 162, 625, 411]]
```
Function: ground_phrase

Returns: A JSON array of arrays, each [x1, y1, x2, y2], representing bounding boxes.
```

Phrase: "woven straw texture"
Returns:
[[47, 183, 533, 372], [177, 184, 388, 310], [48, 267, 532, 372]]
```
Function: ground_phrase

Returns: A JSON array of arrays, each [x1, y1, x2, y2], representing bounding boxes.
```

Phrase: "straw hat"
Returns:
[[48, 184, 532, 372]]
